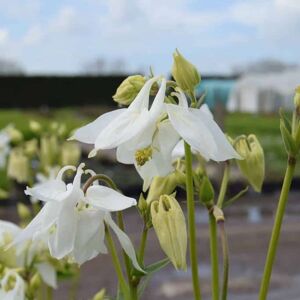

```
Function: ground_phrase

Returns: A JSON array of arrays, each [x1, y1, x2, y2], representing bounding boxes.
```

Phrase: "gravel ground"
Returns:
[[1, 191, 300, 300]]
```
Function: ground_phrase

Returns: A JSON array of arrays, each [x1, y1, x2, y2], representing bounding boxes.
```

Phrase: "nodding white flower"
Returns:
[[12, 164, 143, 271], [0, 269, 25, 300], [72, 77, 174, 189], [0, 220, 57, 289], [0, 129, 10, 169], [166, 90, 241, 161]]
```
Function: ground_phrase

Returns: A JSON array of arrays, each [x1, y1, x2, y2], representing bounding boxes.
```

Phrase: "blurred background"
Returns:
[[0, 0, 300, 299]]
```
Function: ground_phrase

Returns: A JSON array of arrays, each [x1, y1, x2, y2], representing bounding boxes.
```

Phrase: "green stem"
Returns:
[[138, 226, 148, 265], [184, 141, 202, 300], [117, 212, 132, 283], [209, 212, 220, 300], [217, 162, 230, 208], [258, 158, 296, 300], [46, 286, 53, 300], [105, 226, 130, 298], [219, 221, 229, 300]]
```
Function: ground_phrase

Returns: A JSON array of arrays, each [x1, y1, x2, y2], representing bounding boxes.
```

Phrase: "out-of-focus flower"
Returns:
[[0, 129, 10, 169], [29, 121, 42, 134], [166, 90, 241, 161], [12, 164, 143, 271], [151, 195, 187, 270], [40, 135, 59, 170], [6, 125, 23, 144], [172, 49, 200, 92], [60, 141, 81, 166], [7, 148, 30, 184], [24, 139, 38, 157], [0, 220, 57, 289], [234, 134, 265, 192]]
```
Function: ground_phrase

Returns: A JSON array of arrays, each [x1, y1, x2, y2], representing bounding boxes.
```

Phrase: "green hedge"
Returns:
[[0, 76, 127, 108]]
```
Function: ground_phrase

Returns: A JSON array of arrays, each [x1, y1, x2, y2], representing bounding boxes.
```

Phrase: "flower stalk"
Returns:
[[258, 156, 297, 300], [184, 141, 202, 300]]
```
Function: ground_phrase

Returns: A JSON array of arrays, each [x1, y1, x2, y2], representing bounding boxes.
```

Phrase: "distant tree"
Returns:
[[232, 59, 298, 75], [0, 58, 25, 75], [81, 57, 127, 75]]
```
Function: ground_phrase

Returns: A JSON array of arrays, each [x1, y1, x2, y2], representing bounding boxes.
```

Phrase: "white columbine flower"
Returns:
[[72, 77, 178, 190], [11, 164, 142, 271], [0, 129, 10, 169], [166, 90, 241, 161], [0, 269, 25, 300]]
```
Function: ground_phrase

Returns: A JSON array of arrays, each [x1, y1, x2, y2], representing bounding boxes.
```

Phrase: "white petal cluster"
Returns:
[[11, 164, 142, 271], [73, 77, 240, 190]]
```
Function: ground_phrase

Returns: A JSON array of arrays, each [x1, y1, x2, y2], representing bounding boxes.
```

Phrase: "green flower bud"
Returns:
[[172, 49, 201, 92], [29, 120, 42, 134], [113, 75, 146, 106], [294, 86, 300, 109], [29, 273, 41, 291], [234, 135, 265, 192], [146, 171, 186, 204], [151, 195, 187, 270], [60, 141, 81, 166], [92, 288, 106, 300], [200, 176, 215, 206], [7, 148, 30, 183]]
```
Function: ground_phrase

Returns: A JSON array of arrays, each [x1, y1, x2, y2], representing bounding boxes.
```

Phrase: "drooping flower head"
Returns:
[[11, 164, 143, 271]]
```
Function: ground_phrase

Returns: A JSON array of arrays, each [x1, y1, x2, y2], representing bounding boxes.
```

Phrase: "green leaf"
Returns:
[[280, 120, 297, 155], [137, 258, 170, 298], [279, 108, 292, 133]]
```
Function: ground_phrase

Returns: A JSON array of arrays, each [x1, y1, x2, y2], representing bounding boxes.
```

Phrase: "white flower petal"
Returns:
[[149, 78, 166, 119], [25, 180, 67, 203], [36, 262, 57, 288], [86, 185, 136, 211], [105, 213, 144, 273], [73, 210, 107, 264], [166, 103, 217, 160], [72, 109, 126, 144], [0, 270, 25, 300], [127, 76, 160, 112]]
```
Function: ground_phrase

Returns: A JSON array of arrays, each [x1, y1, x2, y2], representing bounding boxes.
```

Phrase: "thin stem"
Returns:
[[117, 212, 132, 283], [46, 286, 53, 300], [138, 226, 148, 265], [83, 174, 119, 193], [208, 212, 220, 300], [258, 158, 296, 300], [217, 162, 230, 208], [105, 225, 130, 298], [219, 221, 229, 300], [184, 141, 202, 300]]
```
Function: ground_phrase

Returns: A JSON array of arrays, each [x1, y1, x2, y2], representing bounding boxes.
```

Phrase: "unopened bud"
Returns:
[[92, 288, 106, 300], [151, 195, 187, 270], [234, 135, 265, 192], [146, 171, 186, 204], [200, 176, 215, 206], [30, 273, 41, 290], [172, 49, 201, 92], [113, 75, 146, 106]]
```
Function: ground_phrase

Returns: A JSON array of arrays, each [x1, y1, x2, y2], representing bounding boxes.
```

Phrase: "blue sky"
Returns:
[[0, 0, 300, 75]]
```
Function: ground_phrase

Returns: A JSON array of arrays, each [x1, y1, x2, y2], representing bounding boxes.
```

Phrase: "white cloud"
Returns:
[[0, 0, 41, 20], [0, 28, 8, 44]]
